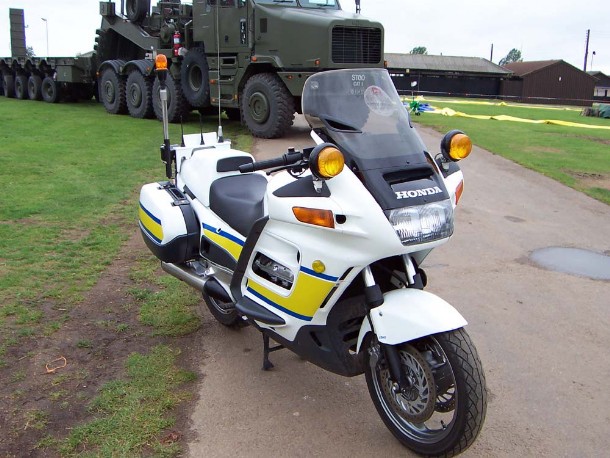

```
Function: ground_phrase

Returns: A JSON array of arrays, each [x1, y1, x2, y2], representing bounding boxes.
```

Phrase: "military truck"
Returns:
[[2, 1, 384, 138]]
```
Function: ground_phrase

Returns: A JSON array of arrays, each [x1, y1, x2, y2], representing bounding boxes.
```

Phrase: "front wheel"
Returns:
[[364, 328, 487, 457], [241, 73, 295, 139], [202, 291, 241, 328]]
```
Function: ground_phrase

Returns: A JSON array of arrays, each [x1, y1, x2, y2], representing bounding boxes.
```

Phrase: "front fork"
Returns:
[[362, 256, 417, 390]]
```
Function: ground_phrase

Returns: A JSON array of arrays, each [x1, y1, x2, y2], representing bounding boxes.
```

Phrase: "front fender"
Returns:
[[356, 289, 467, 352]]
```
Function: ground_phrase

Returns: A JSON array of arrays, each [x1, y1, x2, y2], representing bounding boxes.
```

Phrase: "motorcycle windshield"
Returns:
[[302, 68, 427, 171]]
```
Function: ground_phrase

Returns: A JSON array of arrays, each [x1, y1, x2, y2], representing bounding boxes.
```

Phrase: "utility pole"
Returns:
[[41, 18, 49, 57], [583, 29, 590, 72]]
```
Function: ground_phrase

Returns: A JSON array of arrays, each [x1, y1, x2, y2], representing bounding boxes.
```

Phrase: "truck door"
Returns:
[[208, 0, 250, 53]]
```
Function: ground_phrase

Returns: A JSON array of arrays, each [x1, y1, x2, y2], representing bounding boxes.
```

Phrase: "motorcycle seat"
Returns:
[[209, 174, 267, 237]]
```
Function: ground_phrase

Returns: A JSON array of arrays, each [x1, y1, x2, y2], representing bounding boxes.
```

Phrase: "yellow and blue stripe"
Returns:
[[202, 223, 245, 260], [139, 203, 163, 244], [247, 267, 339, 321]]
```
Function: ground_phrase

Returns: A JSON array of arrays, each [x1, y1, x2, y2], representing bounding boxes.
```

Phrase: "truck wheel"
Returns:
[[126, 71, 154, 118], [180, 47, 210, 108], [3, 74, 15, 98], [28, 75, 43, 100], [152, 73, 189, 123], [41, 77, 61, 103], [14, 75, 28, 99], [126, 0, 150, 23], [241, 73, 295, 139], [99, 68, 127, 114]]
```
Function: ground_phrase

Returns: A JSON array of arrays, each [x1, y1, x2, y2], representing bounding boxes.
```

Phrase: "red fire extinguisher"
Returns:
[[173, 30, 182, 57]]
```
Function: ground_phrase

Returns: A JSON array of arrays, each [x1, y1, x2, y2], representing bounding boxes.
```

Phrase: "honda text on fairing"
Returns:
[[139, 56, 486, 456]]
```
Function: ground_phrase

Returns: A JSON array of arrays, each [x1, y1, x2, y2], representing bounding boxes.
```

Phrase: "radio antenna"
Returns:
[[180, 115, 185, 147], [199, 112, 205, 145], [215, 3, 224, 143]]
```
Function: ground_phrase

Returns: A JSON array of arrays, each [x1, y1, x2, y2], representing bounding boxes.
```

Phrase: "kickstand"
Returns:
[[262, 333, 284, 371]]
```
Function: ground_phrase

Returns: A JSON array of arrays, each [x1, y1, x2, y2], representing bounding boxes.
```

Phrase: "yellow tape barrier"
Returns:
[[426, 107, 610, 130], [410, 96, 582, 112]]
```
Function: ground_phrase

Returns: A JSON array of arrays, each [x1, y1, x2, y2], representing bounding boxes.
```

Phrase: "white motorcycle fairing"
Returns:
[[356, 288, 467, 352]]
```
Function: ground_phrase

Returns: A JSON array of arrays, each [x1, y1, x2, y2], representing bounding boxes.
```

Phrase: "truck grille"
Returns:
[[331, 27, 382, 64]]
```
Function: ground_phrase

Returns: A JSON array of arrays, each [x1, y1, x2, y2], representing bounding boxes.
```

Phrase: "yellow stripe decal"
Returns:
[[202, 224, 244, 260], [247, 270, 335, 320], [139, 204, 163, 243]]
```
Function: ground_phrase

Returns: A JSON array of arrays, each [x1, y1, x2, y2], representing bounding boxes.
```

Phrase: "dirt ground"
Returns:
[[0, 230, 200, 457]]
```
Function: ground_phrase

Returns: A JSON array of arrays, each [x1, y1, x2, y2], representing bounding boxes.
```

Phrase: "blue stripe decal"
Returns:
[[139, 221, 162, 244], [300, 266, 339, 282], [202, 223, 245, 246], [246, 287, 313, 322], [140, 203, 161, 225]]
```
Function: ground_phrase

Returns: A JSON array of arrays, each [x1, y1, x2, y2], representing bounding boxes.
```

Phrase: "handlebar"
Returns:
[[239, 148, 304, 173]]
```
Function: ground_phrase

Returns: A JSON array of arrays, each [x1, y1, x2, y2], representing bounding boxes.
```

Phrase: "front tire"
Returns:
[[202, 291, 241, 328], [364, 328, 487, 457], [241, 73, 295, 139]]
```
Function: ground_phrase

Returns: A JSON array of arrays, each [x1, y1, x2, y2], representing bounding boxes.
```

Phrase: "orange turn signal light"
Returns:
[[293, 207, 335, 228], [441, 130, 472, 162]]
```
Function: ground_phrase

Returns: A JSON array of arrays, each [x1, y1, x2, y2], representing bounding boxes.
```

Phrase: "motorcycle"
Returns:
[[139, 56, 487, 456]]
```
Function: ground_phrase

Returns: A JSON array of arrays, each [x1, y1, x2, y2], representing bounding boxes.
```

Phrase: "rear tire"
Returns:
[[28, 75, 43, 100], [241, 73, 295, 138], [99, 67, 127, 114], [126, 71, 154, 118], [3, 74, 15, 98], [41, 77, 61, 103], [152, 73, 189, 123], [180, 47, 210, 108], [14, 75, 28, 99], [364, 328, 487, 456]]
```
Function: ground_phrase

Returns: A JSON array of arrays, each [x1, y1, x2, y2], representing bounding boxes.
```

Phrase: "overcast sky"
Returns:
[[0, 0, 608, 75]]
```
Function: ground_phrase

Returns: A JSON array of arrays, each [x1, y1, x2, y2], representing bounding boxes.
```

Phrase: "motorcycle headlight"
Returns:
[[386, 200, 454, 245]]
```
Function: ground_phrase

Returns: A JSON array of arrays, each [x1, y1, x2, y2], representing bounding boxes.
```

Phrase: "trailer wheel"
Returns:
[[126, 0, 150, 23], [153, 73, 189, 123], [3, 74, 15, 98], [14, 75, 28, 100], [28, 75, 43, 100], [241, 73, 295, 139], [100, 67, 127, 114], [180, 47, 210, 108], [41, 77, 61, 103]]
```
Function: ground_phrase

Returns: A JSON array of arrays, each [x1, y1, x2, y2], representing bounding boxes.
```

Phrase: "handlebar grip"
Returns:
[[239, 149, 303, 173]]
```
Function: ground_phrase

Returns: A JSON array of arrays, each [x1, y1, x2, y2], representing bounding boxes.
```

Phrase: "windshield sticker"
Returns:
[[364, 85, 396, 116]]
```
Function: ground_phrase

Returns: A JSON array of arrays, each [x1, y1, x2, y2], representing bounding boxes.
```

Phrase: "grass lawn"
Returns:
[[410, 97, 610, 205], [0, 97, 252, 456]]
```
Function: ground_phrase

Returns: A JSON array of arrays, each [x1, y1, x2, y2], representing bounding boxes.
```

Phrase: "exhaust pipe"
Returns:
[[161, 262, 207, 291], [161, 262, 233, 303]]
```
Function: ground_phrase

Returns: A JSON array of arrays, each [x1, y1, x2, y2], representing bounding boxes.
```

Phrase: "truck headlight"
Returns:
[[386, 200, 454, 245]]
